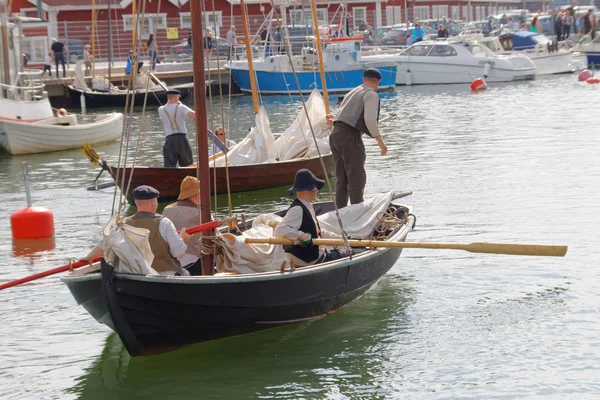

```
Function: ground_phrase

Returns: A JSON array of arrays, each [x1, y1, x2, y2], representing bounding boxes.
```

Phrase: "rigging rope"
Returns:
[[270, 0, 351, 254]]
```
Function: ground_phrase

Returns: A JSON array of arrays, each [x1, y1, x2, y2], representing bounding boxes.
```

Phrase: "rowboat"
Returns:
[[1, 112, 123, 155], [61, 199, 416, 356], [98, 148, 335, 203], [67, 84, 192, 108]]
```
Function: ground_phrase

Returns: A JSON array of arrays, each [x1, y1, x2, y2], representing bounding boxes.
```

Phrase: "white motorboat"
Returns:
[[480, 31, 587, 75], [361, 40, 537, 85], [0, 72, 123, 155]]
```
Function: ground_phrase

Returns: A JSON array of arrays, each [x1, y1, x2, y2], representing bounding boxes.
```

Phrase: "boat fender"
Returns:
[[586, 77, 600, 84], [56, 108, 68, 118], [405, 69, 412, 86], [578, 69, 593, 81], [470, 78, 488, 91], [483, 63, 491, 78]]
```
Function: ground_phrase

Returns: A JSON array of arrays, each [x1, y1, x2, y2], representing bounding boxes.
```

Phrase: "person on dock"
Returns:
[[125, 50, 143, 75], [209, 126, 236, 156], [41, 52, 52, 77], [412, 23, 424, 42], [438, 24, 449, 39], [50, 38, 68, 78], [146, 34, 159, 71], [329, 68, 387, 208], [163, 176, 203, 275], [80, 185, 192, 276], [204, 29, 214, 61], [159, 89, 196, 167], [274, 169, 344, 266], [583, 9, 597, 40], [83, 44, 93, 76], [227, 26, 236, 60]]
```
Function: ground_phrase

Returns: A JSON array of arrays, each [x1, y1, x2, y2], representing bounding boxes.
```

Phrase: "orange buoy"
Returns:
[[470, 78, 488, 91], [10, 162, 55, 239], [578, 69, 593, 81], [11, 206, 55, 239], [586, 77, 600, 84], [12, 237, 56, 257]]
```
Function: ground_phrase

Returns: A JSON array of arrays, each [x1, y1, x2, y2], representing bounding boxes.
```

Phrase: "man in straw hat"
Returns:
[[330, 68, 388, 209], [158, 89, 196, 167], [80, 185, 192, 276], [163, 176, 204, 275], [274, 169, 346, 267]]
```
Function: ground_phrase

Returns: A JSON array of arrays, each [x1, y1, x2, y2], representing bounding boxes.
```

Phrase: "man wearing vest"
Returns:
[[331, 68, 388, 208], [163, 176, 203, 275], [158, 90, 196, 167], [80, 185, 192, 276], [275, 169, 344, 267]]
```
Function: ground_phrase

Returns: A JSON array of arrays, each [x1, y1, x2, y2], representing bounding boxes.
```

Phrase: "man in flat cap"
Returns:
[[163, 176, 203, 275], [158, 89, 196, 168], [81, 185, 192, 275], [274, 169, 343, 266], [330, 68, 388, 208]]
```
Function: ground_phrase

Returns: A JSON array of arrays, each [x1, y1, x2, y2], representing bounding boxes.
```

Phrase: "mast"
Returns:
[[309, 0, 330, 115], [190, 0, 214, 275], [108, 0, 113, 80], [239, 0, 260, 114], [0, 3, 10, 89], [91, 0, 96, 76]]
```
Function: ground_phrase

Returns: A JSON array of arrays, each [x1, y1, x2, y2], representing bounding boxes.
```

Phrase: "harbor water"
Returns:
[[0, 75, 599, 399]]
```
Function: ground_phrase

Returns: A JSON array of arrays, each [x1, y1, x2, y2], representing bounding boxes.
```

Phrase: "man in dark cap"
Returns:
[[274, 169, 343, 266], [158, 89, 196, 168], [329, 68, 388, 208], [80, 185, 192, 275]]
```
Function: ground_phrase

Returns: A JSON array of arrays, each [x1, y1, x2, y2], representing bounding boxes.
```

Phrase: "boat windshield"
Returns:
[[468, 43, 495, 58], [402, 43, 434, 56], [428, 45, 458, 57]]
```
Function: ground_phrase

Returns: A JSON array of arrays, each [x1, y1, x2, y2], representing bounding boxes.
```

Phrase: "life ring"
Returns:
[[56, 108, 68, 117]]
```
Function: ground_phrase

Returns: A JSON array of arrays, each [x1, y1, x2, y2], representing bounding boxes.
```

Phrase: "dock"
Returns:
[[36, 60, 241, 106]]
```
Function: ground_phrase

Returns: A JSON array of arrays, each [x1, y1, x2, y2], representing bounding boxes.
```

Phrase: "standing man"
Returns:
[[158, 89, 196, 167], [329, 68, 387, 208], [227, 26, 236, 60], [50, 38, 68, 78]]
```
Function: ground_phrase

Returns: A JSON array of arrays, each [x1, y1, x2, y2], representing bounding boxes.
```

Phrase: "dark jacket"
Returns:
[[283, 199, 320, 263]]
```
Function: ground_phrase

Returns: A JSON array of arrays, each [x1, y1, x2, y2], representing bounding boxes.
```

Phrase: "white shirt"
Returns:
[[98, 217, 187, 260], [158, 102, 192, 136], [227, 30, 236, 46], [274, 199, 339, 266], [45, 55, 52, 65], [208, 139, 236, 156]]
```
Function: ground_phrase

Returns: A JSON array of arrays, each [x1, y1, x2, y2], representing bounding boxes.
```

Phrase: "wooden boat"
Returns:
[[101, 153, 336, 204], [67, 84, 192, 108], [1, 112, 123, 155], [61, 200, 416, 356]]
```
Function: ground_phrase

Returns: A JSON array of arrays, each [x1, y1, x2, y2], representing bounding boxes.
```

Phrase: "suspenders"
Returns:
[[163, 103, 182, 133]]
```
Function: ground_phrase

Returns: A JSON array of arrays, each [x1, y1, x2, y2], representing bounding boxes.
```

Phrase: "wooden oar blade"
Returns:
[[466, 242, 568, 257]]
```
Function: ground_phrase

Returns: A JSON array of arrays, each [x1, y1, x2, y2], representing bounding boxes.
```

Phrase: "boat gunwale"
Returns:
[[3, 112, 123, 129], [61, 212, 414, 285]]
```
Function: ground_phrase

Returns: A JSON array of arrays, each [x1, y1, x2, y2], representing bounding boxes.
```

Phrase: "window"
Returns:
[[414, 6, 430, 22], [476, 6, 484, 21], [462, 6, 470, 21], [404, 44, 433, 56], [23, 36, 48, 63], [353, 7, 367, 29], [451, 6, 460, 21], [289, 9, 327, 26], [428, 45, 457, 56], [386, 6, 401, 25], [123, 14, 167, 34], [180, 12, 191, 28], [431, 6, 448, 20]]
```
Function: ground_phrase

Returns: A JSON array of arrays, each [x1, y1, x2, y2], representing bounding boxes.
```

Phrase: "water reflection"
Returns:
[[70, 276, 415, 399]]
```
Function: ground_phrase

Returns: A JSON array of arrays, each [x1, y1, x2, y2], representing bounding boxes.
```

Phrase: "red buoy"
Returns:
[[11, 206, 55, 239], [586, 77, 600, 84], [470, 78, 488, 91], [578, 70, 593, 81]]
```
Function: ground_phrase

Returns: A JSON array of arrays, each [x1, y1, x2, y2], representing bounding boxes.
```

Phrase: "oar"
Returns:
[[0, 220, 225, 292], [244, 238, 568, 257]]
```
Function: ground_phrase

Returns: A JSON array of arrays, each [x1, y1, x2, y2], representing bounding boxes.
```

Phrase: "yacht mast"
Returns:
[[190, 0, 214, 275], [239, 0, 260, 114], [309, 0, 330, 114]]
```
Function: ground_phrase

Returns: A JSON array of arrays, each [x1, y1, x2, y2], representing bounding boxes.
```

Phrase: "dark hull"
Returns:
[[67, 86, 191, 108], [62, 203, 415, 357], [105, 154, 336, 204], [103, 219, 412, 356]]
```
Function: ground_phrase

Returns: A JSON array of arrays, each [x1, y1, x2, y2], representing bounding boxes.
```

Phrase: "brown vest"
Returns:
[[124, 212, 180, 274], [163, 200, 201, 259]]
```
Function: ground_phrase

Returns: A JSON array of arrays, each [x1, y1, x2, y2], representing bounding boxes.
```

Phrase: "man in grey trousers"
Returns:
[[329, 68, 388, 208]]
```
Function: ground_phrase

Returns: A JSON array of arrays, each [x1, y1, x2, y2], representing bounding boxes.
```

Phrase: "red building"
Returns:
[[10, 0, 524, 63]]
